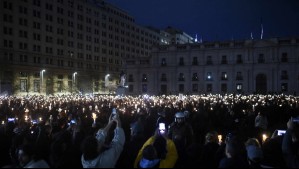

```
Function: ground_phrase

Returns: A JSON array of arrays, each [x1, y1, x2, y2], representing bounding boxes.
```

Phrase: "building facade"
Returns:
[[126, 38, 299, 95], [0, 0, 160, 95]]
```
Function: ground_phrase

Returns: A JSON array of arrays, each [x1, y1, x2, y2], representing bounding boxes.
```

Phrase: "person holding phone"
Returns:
[[134, 126, 178, 168], [81, 113, 125, 168]]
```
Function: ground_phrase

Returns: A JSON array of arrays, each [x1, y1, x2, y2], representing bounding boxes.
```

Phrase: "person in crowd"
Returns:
[[17, 144, 50, 168], [134, 127, 178, 168], [200, 131, 220, 168], [255, 111, 268, 143], [218, 136, 249, 168], [81, 113, 125, 168], [282, 117, 299, 168], [168, 112, 193, 167], [245, 138, 264, 168], [137, 145, 160, 168]]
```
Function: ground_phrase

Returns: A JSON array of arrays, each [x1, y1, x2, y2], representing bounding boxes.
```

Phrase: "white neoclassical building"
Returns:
[[126, 37, 299, 95]]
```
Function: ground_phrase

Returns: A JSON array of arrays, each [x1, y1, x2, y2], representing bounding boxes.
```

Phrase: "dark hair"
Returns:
[[142, 145, 157, 160], [81, 136, 99, 160], [153, 135, 167, 159], [226, 137, 246, 158]]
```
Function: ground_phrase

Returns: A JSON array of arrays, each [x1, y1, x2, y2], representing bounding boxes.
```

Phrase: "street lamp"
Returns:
[[73, 72, 77, 93], [40, 70, 45, 94], [105, 74, 110, 87]]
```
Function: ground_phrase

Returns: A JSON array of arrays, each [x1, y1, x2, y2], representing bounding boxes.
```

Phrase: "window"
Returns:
[[207, 84, 212, 92], [20, 55, 28, 62], [221, 72, 228, 80], [206, 72, 212, 81], [161, 58, 167, 66], [192, 73, 198, 81], [281, 83, 288, 92], [179, 84, 184, 93], [236, 72, 243, 80], [179, 57, 184, 66], [19, 72, 28, 77], [221, 55, 228, 64], [178, 73, 185, 81], [207, 56, 213, 65], [142, 74, 147, 82], [192, 57, 198, 65], [236, 55, 243, 64], [281, 71, 288, 80], [281, 53, 288, 63], [221, 84, 228, 93], [236, 84, 243, 92], [161, 74, 167, 82], [20, 79, 27, 92], [192, 84, 198, 92], [258, 54, 265, 63]]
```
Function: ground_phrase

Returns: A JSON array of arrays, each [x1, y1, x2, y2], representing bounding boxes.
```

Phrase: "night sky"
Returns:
[[107, 0, 299, 41]]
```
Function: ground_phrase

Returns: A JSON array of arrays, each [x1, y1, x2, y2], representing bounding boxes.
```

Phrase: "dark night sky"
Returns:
[[107, 0, 299, 41]]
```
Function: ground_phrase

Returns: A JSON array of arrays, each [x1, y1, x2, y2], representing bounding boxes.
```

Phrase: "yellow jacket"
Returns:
[[134, 136, 178, 168]]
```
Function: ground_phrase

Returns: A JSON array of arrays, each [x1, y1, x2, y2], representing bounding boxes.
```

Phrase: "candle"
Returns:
[[92, 113, 97, 123], [1, 121, 4, 125], [25, 116, 28, 121], [218, 135, 222, 144], [262, 134, 268, 142], [39, 117, 42, 122]]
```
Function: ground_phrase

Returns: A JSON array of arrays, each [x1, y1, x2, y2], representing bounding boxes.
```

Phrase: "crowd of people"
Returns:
[[0, 93, 299, 168]]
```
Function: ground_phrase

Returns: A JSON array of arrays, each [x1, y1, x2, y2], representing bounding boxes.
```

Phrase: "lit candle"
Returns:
[[39, 117, 42, 122], [1, 121, 5, 125], [218, 135, 222, 144], [25, 116, 28, 122], [262, 134, 268, 142], [92, 113, 97, 123]]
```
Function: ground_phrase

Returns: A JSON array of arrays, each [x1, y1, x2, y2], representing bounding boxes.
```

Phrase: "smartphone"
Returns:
[[159, 123, 166, 134], [111, 108, 117, 119], [32, 120, 37, 124], [293, 117, 299, 123], [277, 130, 286, 136], [8, 118, 15, 122], [71, 120, 76, 124]]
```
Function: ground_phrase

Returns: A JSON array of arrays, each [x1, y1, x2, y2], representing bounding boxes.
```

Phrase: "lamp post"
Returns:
[[73, 72, 77, 93], [105, 74, 110, 94], [40, 70, 45, 94]]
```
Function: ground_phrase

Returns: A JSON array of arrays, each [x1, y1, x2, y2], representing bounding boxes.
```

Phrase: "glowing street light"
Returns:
[[40, 70, 46, 94], [73, 72, 77, 93]]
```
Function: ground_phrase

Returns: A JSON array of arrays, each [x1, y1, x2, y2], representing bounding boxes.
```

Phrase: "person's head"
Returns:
[[175, 112, 185, 124], [225, 137, 246, 158], [245, 138, 261, 148], [205, 131, 218, 144], [18, 144, 34, 167], [81, 136, 103, 161], [246, 145, 263, 164]]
